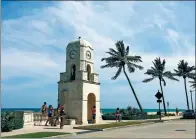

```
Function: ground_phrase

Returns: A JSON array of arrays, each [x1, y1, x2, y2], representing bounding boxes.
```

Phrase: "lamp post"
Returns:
[[190, 90, 194, 111], [155, 90, 163, 121], [167, 101, 169, 117]]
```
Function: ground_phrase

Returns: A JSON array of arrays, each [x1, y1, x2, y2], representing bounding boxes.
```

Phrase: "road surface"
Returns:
[[65, 119, 195, 138]]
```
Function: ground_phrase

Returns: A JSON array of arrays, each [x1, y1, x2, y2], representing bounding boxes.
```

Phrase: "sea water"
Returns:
[[1, 108, 185, 113]]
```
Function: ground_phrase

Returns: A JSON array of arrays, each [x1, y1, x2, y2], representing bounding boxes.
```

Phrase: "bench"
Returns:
[[64, 119, 76, 125]]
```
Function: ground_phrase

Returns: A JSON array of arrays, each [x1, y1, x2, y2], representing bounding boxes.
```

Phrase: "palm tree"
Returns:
[[101, 40, 144, 113], [173, 60, 196, 110], [189, 76, 196, 91], [142, 57, 179, 115]]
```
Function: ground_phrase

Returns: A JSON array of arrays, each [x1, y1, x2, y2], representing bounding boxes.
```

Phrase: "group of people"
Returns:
[[40, 102, 66, 129]]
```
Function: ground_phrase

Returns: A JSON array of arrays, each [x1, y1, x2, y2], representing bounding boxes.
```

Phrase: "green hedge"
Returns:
[[102, 114, 160, 120], [13, 111, 24, 130], [1, 111, 24, 132]]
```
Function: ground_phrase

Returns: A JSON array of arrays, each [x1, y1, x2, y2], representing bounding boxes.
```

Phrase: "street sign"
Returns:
[[157, 100, 162, 103], [155, 90, 163, 100]]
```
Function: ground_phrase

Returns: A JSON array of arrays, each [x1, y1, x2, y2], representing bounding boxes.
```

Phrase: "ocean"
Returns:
[[1, 108, 185, 113]]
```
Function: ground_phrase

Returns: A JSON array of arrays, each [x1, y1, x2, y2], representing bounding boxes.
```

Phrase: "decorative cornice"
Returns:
[[58, 80, 100, 85]]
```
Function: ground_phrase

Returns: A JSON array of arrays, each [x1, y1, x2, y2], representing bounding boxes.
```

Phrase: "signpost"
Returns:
[[155, 90, 163, 121]]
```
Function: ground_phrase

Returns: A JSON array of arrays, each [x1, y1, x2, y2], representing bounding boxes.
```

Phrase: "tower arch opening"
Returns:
[[71, 64, 76, 81], [87, 64, 91, 81]]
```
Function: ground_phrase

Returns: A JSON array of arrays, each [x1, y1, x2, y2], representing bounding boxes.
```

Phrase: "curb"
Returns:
[[102, 122, 155, 131], [73, 122, 156, 131], [44, 130, 102, 138], [45, 133, 75, 138]]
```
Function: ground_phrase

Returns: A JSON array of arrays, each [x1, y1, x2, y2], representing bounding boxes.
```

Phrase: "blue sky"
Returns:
[[1, 1, 195, 109]]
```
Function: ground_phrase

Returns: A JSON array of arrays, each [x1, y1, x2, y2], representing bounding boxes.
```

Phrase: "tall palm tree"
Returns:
[[173, 60, 196, 110], [101, 40, 144, 113], [189, 76, 196, 91], [142, 57, 179, 115]]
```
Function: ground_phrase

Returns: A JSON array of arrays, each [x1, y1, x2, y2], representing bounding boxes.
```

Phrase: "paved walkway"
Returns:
[[67, 119, 195, 138], [1, 116, 181, 137]]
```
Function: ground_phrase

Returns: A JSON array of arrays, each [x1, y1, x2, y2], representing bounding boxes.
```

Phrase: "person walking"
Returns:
[[115, 108, 121, 122], [54, 104, 61, 126], [60, 106, 66, 129], [40, 102, 47, 123], [91, 106, 96, 124], [176, 108, 179, 116], [45, 105, 54, 126]]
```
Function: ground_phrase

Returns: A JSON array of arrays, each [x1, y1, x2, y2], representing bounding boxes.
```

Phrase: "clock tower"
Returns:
[[58, 38, 101, 124]]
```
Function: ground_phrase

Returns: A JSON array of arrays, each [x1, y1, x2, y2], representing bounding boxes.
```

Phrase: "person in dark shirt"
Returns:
[[60, 106, 66, 129], [45, 105, 54, 126], [92, 106, 96, 124], [54, 104, 61, 126]]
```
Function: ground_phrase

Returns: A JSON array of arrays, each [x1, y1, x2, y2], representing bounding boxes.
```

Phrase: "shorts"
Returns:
[[116, 115, 120, 120], [92, 114, 96, 120], [48, 114, 52, 117]]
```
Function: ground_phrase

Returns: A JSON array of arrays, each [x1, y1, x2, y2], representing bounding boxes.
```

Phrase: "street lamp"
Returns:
[[190, 90, 194, 111]]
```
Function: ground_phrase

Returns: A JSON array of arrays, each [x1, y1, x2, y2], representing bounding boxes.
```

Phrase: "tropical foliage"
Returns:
[[173, 60, 196, 110], [189, 76, 196, 91], [142, 57, 179, 114], [101, 41, 144, 112]]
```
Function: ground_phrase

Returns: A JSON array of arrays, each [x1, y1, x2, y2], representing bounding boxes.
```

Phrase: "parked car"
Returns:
[[182, 110, 196, 119]]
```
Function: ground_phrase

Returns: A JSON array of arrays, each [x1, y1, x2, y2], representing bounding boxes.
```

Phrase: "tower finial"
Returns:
[[78, 36, 81, 39]]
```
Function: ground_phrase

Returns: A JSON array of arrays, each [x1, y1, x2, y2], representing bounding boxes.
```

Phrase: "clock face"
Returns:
[[86, 51, 91, 59], [70, 50, 77, 59]]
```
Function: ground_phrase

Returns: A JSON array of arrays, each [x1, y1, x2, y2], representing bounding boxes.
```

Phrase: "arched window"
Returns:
[[87, 64, 91, 81], [71, 64, 76, 81]]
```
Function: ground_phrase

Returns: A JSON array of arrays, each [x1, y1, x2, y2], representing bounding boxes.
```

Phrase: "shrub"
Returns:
[[102, 106, 161, 120], [1, 111, 24, 132], [1, 111, 15, 132], [164, 113, 176, 116], [13, 111, 24, 130]]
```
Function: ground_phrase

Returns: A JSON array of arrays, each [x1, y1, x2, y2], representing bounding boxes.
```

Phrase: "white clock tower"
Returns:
[[58, 38, 101, 124]]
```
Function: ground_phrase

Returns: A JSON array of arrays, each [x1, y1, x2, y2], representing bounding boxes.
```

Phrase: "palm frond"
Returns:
[[109, 48, 120, 56], [127, 64, 135, 73], [106, 52, 118, 57], [163, 71, 179, 81], [115, 41, 125, 57], [187, 72, 196, 79], [144, 69, 156, 76], [127, 56, 142, 62], [142, 77, 155, 83], [125, 46, 129, 56], [100, 62, 119, 69], [111, 66, 122, 80], [127, 62, 144, 70], [101, 56, 120, 64]]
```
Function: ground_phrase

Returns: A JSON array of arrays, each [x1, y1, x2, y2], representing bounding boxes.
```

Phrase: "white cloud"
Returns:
[[2, 1, 195, 108]]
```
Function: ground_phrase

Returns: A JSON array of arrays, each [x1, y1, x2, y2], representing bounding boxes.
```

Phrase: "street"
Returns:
[[66, 120, 195, 138]]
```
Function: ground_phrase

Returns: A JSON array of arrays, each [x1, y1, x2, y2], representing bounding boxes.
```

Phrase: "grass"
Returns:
[[3, 132, 71, 138], [74, 120, 166, 130]]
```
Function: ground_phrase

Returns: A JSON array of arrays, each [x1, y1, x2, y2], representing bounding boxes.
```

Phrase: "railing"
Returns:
[[33, 112, 47, 122]]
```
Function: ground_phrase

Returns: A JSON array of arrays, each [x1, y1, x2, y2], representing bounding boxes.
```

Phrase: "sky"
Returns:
[[1, 1, 195, 109]]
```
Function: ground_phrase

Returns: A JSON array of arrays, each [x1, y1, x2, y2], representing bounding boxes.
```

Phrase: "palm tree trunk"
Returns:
[[190, 91, 194, 110], [122, 65, 144, 113], [159, 79, 167, 115], [183, 77, 190, 110]]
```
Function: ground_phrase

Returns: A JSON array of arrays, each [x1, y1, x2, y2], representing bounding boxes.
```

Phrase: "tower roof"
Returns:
[[67, 38, 93, 49]]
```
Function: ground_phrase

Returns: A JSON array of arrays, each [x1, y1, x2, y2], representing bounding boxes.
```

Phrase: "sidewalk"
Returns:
[[1, 116, 181, 137]]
